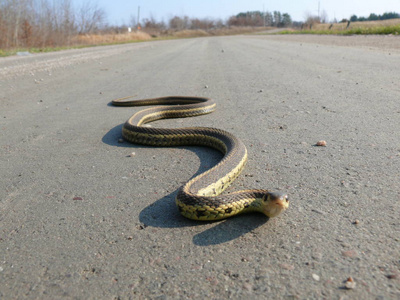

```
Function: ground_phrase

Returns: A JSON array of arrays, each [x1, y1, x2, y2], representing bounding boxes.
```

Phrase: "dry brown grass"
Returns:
[[167, 26, 270, 38], [171, 29, 209, 38], [210, 26, 272, 35], [72, 31, 152, 45], [70, 27, 263, 45], [1, 26, 276, 57]]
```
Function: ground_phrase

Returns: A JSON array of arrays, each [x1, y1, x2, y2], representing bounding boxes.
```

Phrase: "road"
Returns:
[[1, 35, 399, 299]]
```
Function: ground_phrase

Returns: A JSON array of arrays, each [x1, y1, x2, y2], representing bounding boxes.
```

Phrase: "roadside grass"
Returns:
[[72, 31, 152, 45], [0, 32, 153, 57], [279, 19, 400, 35], [0, 26, 267, 57]]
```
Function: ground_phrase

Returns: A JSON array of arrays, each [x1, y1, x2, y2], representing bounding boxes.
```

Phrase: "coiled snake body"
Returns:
[[112, 96, 289, 221]]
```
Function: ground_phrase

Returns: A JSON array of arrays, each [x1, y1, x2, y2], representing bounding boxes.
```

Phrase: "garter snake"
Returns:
[[112, 96, 289, 221]]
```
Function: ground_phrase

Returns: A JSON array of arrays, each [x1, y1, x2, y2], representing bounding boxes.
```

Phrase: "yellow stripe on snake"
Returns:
[[112, 96, 289, 221]]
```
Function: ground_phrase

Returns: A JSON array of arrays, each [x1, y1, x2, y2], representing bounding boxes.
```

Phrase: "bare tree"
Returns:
[[304, 11, 320, 28], [320, 10, 328, 23], [76, 1, 106, 34], [264, 12, 273, 26], [169, 16, 185, 30], [191, 18, 214, 30], [0, 0, 109, 48]]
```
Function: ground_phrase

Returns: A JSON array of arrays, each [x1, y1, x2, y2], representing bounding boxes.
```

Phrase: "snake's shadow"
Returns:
[[103, 124, 269, 246]]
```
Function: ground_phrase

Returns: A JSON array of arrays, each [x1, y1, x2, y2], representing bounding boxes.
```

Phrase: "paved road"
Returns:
[[1, 35, 399, 299]]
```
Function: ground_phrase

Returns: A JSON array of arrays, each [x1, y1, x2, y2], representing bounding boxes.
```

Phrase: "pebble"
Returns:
[[345, 277, 356, 289], [136, 223, 147, 230], [342, 250, 358, 258], [129, 152, 136, 157], [316, 140, 327, 146], [312, 274, 320, 281], [386, 273, 398, 279], [280, 263, 295, 270], [204, 85, 208, 88]]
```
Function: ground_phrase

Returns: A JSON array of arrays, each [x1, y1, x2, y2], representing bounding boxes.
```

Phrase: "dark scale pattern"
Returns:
[[113, 96, 272, 220]]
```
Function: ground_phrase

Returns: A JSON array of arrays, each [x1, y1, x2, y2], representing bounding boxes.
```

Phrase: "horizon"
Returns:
[[72, 0, 400, 25]]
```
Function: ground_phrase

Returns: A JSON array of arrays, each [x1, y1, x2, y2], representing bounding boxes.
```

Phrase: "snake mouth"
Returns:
[[275, 200, 286, 207], [270, 193, 289, 208], [275, 198, 289, 209]]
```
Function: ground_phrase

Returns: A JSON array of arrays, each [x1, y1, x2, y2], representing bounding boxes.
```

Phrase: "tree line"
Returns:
[[137, 11, 292, 33], [228, 11, 292, 27], [349, 12, 400, 22]]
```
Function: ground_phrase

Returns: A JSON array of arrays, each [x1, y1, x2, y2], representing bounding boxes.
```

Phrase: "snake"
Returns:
[[112, 96, 289, 221]]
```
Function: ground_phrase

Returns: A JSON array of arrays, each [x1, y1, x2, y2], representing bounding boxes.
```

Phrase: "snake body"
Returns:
[[112, 96, 289, 221]]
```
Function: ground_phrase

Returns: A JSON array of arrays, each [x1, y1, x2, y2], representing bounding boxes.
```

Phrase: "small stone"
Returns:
[[316, 140, 327, 146], [312, 274, 320, 281], [345, 277, 356, 289], [204, 85, 208, 88], [136, 224, 147, 230], [129, 152, 136, 157], [280, 263, 295, 270], [342, 250, 358, 258], [353, 219, 360, 225]]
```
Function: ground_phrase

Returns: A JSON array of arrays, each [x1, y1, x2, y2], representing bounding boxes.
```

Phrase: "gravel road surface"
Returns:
[[1, 35, 399, 299]]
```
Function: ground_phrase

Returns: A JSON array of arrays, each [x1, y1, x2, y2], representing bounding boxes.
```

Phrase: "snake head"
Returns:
[[262, 192, 289, 218]]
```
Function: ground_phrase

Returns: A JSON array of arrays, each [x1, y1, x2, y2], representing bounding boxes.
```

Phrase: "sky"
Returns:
[[73, 0, 400, 25]]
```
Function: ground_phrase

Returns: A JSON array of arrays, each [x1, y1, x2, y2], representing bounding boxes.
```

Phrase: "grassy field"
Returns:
[[0, 27, 268, 57], [281, 18, 400, 35]]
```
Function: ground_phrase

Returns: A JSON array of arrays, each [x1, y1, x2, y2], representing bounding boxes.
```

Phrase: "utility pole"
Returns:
[[137, 6, 141, 30], [263, 4, 266, 27], [318, 1, 320, 19]]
